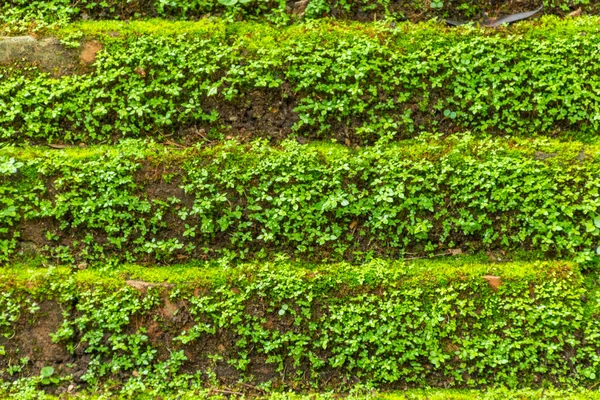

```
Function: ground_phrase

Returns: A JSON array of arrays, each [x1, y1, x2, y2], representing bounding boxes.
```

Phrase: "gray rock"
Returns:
[[0, 36, 98, 76]]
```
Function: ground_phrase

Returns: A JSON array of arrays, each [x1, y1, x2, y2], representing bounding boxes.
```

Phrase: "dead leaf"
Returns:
[[482, 275, 502, 290], [135, 67, 146, 77], [293, 0, 309, 16], [448, 248, 463, 256], [568, 7, 582, 17]]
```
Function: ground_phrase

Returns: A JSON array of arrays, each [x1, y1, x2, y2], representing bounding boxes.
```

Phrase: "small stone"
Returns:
[[80, 41, 103, 65]]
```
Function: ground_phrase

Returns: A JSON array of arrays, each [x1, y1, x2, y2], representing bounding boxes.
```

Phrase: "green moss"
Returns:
[[58, 19, 229, 41]]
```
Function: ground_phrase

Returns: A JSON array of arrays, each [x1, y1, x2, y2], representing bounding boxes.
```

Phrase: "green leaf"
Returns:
[[218, 0, 238, 6], [586, 222, 596, 233], [40, 366, 54, 378]]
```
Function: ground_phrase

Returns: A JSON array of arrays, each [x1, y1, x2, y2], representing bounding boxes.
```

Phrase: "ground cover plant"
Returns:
[[1, 0, 595, 36], [2, 136, 600, 265], [3, 2, 600, 399], [2, 17, 600, 145], [2, 389, 600, 400], [1, 259, 600, 398]]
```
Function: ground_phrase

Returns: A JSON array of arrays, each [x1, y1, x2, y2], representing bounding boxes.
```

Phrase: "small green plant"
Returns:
[[443, 109, 457, 119], [217, 0, 252, 5], [7, 357, 29, 376], [39, 366, 59, 385]]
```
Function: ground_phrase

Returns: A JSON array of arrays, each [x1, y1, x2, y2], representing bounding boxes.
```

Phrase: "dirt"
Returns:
[[184, 86, 299, 145], [20, 303, 70, 366], [0, 301, 89, 394], [18, 218, 54, 246]]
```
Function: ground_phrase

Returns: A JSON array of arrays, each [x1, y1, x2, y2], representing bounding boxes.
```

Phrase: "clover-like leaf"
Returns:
[[40, 366, 54, 378]]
